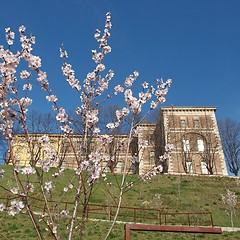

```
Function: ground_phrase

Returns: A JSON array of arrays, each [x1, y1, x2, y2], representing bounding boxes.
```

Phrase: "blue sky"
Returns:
[[1, 0, 240, 120]]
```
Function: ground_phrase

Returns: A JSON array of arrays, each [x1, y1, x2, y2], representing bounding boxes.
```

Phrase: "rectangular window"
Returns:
[[201, 162, 209, 174], [197, 139, 204, 152], [186, 161, 193, 174], [116, 161, 122, 173], [183, 139, 190, 152], [61, 160, 66, 168], [150, 151, 155, 165], [194, 119, 200, 128], [181, 119, 186, 128]]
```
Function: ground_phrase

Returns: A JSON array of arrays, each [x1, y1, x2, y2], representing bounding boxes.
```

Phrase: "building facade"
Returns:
[[10, 106, 228, 176], [153, 106, 228, 175]]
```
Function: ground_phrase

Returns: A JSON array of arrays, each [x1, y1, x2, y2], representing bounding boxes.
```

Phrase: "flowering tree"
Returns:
[[0, 12, 172, 239], [221, 189, 238, 228]]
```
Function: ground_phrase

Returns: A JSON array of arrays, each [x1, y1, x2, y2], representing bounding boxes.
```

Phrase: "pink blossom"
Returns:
[[46, 95, 58, 102], [60, 124, 73, 133], [19, 25, 26, 34], [62, 63, 72, 76], [39, 134, 49, 145], [24, 183, 34, 192], [60, 209, 69, 217], [56, 108, 68, 122], [105, 69, 114, 80], [0, 169, 5, 178], [37, 70, 48, 84], [99, 135, 113, 145], [8, 200, 24, 216], [96, 63, 105, 72], [105, 12, 112, 29], [85, 110, 99, 125], [100, 38, 107, 48], [103, 46, 111, 54], [124, 89, 141, 114], [87, 71, 96, 81], [114, 85, 124, 94], [0, 203, 6, 212], [92, 51, 103, 63], [106, 123, 115, 129], [93, 127, 100, 134], [94, 29, 101, 40], [10, 187, 19, 195], [150, 101, 158, 109], [132, 126, 142, 137], [5, 28, 15, 45], [116, 110, 122, 120], [23, 83, 32, 91], [52, 226, 57, 235], [142, 81, 149, 89], [18, 97, 32, 108], [75, 107, 82, 115], [124, 78, 133, 87], [124, 71, 139, 87], [28, 55, 41, 69], [60, 45, 68, 58], [21, 166, 36, 175], [121, 107, 130, 116], [44, 181, 53, 193]]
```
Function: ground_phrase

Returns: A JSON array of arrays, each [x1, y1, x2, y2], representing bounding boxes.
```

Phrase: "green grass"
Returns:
[[0, 165, 240, 239]]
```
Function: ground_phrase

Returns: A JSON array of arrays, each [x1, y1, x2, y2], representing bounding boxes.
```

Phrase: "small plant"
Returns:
[[221, 189, 237, 228], [152, 193, 162, 209]]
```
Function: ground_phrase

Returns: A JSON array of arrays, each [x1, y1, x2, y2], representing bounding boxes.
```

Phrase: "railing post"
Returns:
[[188, 213, 191, 226], [210, 212, 213, 226], [86, 204, 89, 221], [109, 205, 112, 222], [125, 224, 131, 240], [134, 208, 136, 223], [159, 210, 161, 225]]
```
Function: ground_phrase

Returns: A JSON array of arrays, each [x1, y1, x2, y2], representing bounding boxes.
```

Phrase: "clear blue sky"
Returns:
[[1, 0, 240, 120]]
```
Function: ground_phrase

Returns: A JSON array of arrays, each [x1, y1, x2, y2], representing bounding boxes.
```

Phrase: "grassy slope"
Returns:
[[0, 165, 239, 239]]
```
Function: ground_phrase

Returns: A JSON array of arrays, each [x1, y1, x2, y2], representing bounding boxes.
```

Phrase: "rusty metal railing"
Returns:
[[0, 196, 215, 227]]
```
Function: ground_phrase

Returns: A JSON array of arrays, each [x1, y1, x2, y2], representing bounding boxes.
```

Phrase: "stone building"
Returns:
[[152, 106, 228, 175], [10, 134, 133, 174], [9, 106, 228, 176]]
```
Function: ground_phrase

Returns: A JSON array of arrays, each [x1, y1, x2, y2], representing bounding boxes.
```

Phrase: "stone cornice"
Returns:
[[161, 106, 217, 112]]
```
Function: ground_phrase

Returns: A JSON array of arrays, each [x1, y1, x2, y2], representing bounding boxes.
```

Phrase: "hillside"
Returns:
[[0, 165, 239, 239]]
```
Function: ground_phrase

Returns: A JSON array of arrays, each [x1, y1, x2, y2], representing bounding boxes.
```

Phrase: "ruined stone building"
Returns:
[[10, 106, 228, 176]]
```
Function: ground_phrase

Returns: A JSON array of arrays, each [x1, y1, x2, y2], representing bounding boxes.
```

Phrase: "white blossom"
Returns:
[[8, 200, 24, 216], [0, 203, 6, 212], [0, 169, 5, 178], [21, 166, 36, 175], [44, 181, 53, 193]]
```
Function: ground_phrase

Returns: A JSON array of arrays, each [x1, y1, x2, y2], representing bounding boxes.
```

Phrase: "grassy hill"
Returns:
[[0, 165, 239, 239]]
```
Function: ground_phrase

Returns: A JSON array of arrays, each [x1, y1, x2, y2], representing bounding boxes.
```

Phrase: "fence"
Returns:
[[0, 195, 214, 227]]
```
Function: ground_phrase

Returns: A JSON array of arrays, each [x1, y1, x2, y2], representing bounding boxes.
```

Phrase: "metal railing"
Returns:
[[0, 195, 215, 227]]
